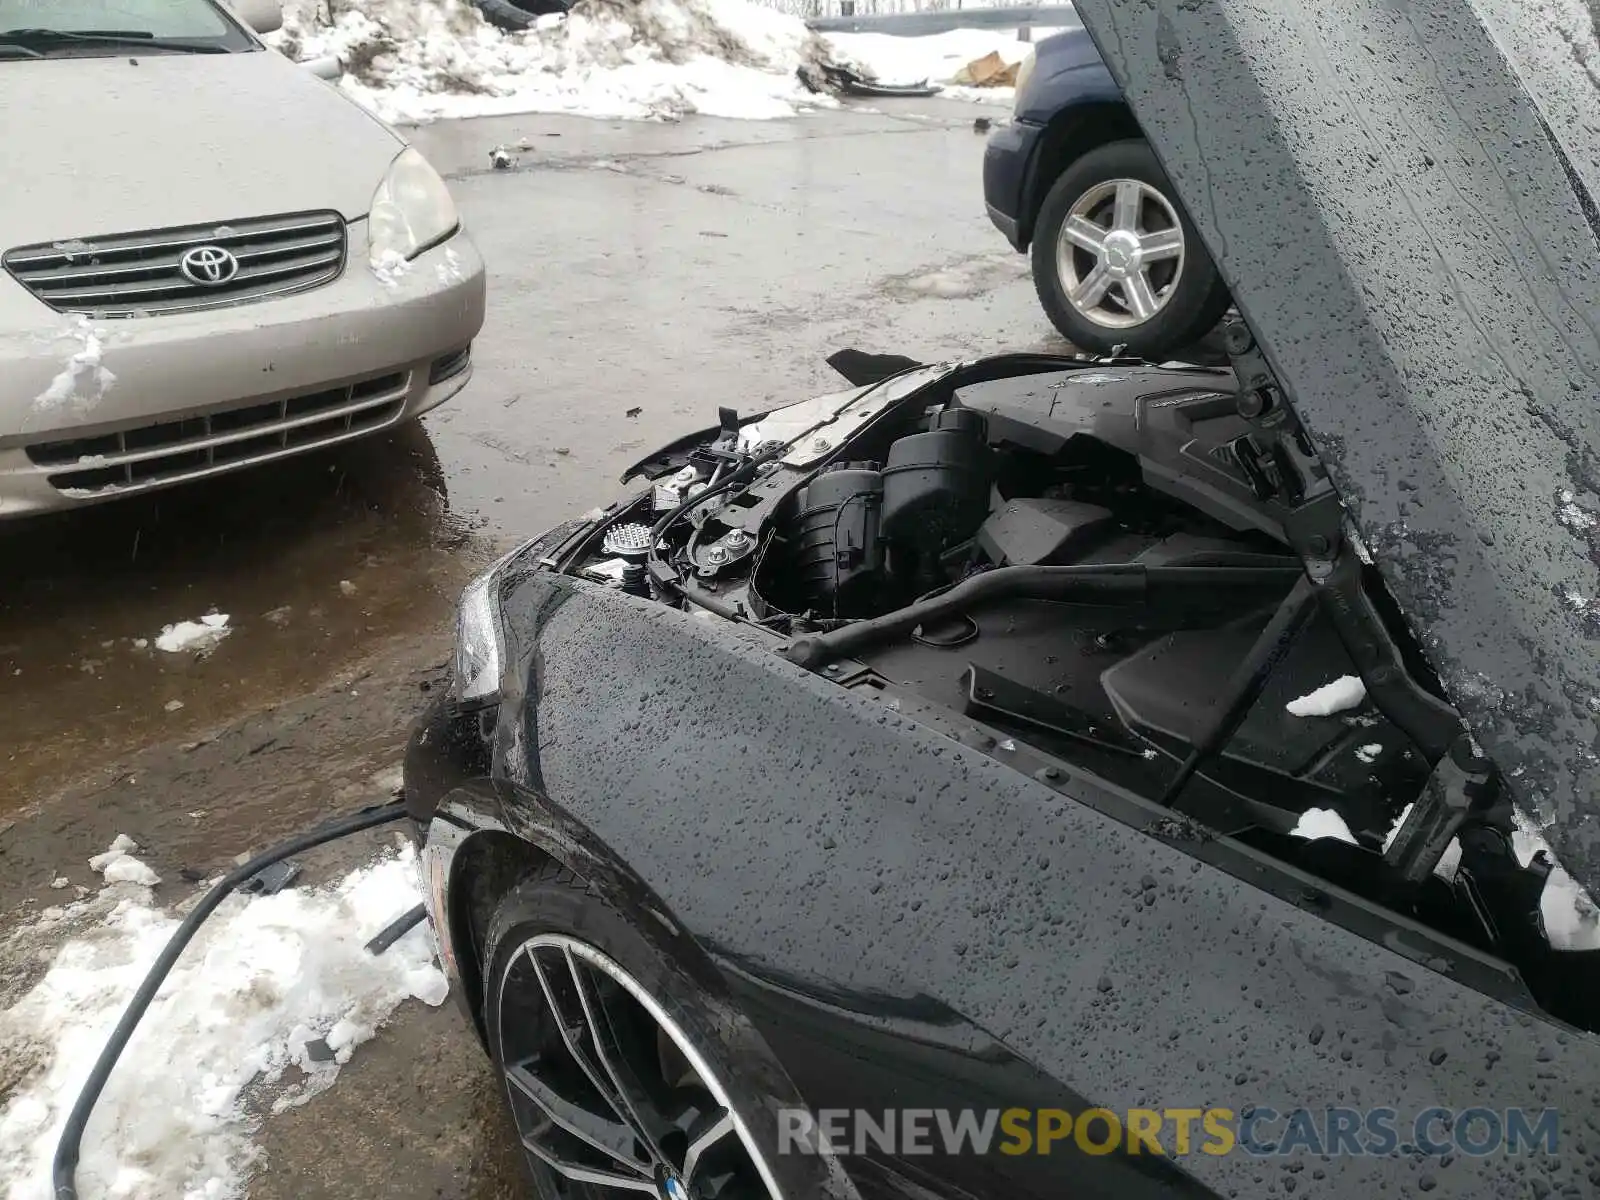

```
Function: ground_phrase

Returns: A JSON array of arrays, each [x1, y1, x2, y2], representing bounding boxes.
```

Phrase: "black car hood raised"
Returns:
[[1068, 0, 1600, 896]]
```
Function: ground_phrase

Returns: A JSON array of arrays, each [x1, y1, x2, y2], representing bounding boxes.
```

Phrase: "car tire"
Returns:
[[481, 862, 841, 1200], [1030, 138, 1231, 358]]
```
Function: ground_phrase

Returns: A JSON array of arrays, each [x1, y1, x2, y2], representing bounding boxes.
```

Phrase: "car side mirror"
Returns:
[[232, 0, 283, 34], [303, 54, 343, 80]]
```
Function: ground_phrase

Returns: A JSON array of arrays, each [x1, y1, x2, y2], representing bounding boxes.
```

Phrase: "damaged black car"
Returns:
[[404, 1, 1600, 1197]]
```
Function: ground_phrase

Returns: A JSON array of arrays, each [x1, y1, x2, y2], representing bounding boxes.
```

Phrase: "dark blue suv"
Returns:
[[984, 26, 1232, 356]]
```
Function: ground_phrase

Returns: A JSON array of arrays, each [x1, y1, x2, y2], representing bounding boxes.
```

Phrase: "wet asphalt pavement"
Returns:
[[0, 98, 1055, 1197]]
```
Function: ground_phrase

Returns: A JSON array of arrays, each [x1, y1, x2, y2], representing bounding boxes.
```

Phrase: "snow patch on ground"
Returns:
[[1286, 675, 1368, 717], [155, 613, 231, 654], [272, 0, 839, 124], [88, 835, 161, 888], [32, 318, 115, 420], [0, 845, 445, 1200], [1290, 808, 1358, 845]]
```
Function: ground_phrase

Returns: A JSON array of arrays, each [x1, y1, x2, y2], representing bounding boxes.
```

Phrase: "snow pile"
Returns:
[[0, 845, 445, 1200], [1285, 675, 1368, 717], [272, 0, 840, 124], [154, 613, 231, 654]]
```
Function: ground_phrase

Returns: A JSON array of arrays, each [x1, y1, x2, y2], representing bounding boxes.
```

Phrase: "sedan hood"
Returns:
[[1070, 1, 1600, 894], [0, 50, 402, 247]]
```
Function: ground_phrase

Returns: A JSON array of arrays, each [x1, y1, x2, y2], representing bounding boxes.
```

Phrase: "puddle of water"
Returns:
[[0, 425, 490, 812]]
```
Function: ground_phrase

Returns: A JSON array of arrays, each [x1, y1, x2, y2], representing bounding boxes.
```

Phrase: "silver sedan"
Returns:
[[0, 0, 486, 517]]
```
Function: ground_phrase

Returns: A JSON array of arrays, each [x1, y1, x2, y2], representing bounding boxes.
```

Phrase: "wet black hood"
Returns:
[[1068, 0, 1600, 894]]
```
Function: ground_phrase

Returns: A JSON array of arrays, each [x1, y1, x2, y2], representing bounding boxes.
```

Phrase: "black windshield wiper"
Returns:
[[0, 42, 44, 58], [0, 28, 229, 54]]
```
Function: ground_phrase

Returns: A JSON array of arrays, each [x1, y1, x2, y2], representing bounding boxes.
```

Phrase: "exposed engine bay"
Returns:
[[549, 333, 1599, 1034]]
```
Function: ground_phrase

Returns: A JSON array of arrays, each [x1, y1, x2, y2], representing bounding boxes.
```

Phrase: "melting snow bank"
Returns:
[[0, 843, 445, 1200], [272, 0, 1042, 124], [273, 0, 841, 124]]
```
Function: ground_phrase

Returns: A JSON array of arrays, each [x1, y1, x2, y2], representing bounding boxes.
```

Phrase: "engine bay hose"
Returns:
[[53, 800, 413, 1200], [779, 563, 1302, 671]]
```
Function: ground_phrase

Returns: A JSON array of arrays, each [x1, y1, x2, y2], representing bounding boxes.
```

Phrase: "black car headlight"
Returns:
[[451, 518, 593, 708], [453, 558, 510, 708], [453, 542, 531, 709]]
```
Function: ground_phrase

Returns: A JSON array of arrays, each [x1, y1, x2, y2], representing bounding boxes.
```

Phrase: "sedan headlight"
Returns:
[[454, 566, 507, 708], [1013, 47, 1036, 109], [452, 520, 591, 707], [368, 147, 460, 267]]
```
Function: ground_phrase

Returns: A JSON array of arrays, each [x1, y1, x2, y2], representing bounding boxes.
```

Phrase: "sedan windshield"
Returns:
[[0, 0, 252, 53]]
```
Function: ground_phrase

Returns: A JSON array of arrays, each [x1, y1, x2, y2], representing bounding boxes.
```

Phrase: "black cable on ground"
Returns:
[[53, 800, 412, 1200], [364, 902, 428, 956]]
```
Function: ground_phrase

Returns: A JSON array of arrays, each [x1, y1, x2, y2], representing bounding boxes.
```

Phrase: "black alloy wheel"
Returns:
[[484, 870, 785, 1199]]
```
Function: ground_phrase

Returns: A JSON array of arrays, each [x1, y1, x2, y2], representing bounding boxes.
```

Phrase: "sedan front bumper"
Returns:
[[0, 225, 486, 517]]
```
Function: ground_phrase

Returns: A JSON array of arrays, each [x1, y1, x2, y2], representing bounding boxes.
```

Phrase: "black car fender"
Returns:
[[472, 571, 1598, 1198], [430, 773, 867, 1200]]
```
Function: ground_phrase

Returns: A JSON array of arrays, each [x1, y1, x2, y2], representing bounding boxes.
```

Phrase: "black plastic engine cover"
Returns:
[[952, 367, 1284, 542]]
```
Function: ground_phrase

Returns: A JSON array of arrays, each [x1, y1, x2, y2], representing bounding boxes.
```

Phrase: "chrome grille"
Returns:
[[4, 212, 347, 317], [27, 370, 410, 496]]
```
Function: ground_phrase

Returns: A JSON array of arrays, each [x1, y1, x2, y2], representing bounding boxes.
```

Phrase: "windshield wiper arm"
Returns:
[[0, 28, 228, 53], [0, 42, 44, 58]]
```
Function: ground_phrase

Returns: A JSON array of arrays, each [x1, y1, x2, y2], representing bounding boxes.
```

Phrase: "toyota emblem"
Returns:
[[179, 245, 239, 286]]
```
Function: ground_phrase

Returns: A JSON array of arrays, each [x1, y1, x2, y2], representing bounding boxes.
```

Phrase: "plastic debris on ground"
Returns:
[[0, 843, 445, 1200]]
